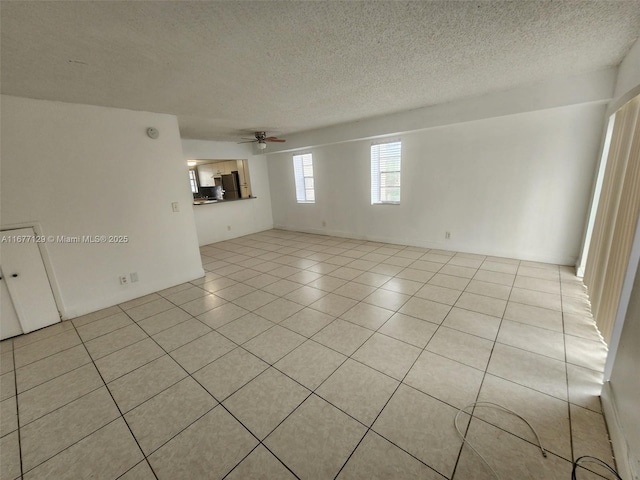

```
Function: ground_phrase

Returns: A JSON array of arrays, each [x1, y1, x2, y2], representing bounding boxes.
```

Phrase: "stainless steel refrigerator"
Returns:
[[221, 172, 240, 200]]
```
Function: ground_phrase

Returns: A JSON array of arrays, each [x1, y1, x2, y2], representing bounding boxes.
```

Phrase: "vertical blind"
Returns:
[[293, 153, 315, 203], [584, 95, 640, 343], [371, 141, 401, 204]]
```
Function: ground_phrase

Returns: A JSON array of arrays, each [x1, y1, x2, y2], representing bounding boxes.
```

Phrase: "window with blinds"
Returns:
[[371, 141, 401, 204], [189, 169, 198, 193], [293, 153, 315, 203]]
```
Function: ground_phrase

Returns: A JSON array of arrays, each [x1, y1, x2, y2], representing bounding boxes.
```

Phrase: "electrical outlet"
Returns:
[[119, 275, 128, 285], [445, 231, 451, 240], [130, 272, 139, 283], [171, 202, 180, 212], [227, 225, 231, 231]]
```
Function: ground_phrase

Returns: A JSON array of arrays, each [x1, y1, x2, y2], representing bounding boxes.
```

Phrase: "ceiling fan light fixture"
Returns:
[[257, 141, 267, 150]]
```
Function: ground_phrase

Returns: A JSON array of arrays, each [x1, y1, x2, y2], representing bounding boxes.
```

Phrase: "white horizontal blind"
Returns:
[[371, 141, 401, 204], [293, 153, 315, 203]]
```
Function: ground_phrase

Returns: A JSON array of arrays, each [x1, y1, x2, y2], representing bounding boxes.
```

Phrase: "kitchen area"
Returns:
[[188, 159, 253, 204]]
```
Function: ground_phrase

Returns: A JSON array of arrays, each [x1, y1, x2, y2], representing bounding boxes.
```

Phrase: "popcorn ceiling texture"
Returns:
[[1, 1, 639, 140]]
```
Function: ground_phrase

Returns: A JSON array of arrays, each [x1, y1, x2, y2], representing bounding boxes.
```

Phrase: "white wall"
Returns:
[[268, 101, 606, 265], [1, 95, 203, 319], [613, 37, 640, 102], [182, 140, 273, 245]]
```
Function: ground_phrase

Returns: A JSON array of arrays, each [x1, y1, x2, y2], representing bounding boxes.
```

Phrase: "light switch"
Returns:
[[171, 202, 179, 212]]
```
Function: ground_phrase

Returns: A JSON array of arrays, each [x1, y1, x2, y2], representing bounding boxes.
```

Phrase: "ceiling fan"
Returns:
[[238, 131, 286, 150]]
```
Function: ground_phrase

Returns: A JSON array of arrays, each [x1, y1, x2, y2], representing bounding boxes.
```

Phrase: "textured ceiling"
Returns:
[[2, 1, 639, 141]]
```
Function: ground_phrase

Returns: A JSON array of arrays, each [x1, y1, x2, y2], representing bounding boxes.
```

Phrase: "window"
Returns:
[[189, 169, 198, 193], [371, 141, 401, 204], [293, 153, 315, 203]]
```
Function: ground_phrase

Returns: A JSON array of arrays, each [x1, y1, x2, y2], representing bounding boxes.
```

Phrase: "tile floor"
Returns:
[[0, 229, 619, 479]]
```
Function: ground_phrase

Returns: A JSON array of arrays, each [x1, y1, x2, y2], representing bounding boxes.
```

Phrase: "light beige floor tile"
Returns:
[[0, 340, 12, 355], [217, 313, 275, 344], [226, 445, 296, 479], [216, 283, 257, 301], [439, 264, 477, 279], [137, 307, 191, 336], [404, 351, 484, 408], [565, 335, 608, 372], [330, 266, 367, 281], [503, 301, 563, 332], [378, 313, 438, 347], [570, 404, 615, 466], [157, 282, 192, 297], [309, 293, 358, 317], [125, 297, 174, 321], [0, 396, 18, 438], [201, 276, 238, 293], [313, 319, 375, 357], [449, 256, 484, 269], [286, 270, 323, 285], [20, 387, 120, 472], [464, 279, 511, 300], [23, 418, 143, 480], [497, 320, 565, 360], [254, 298, 304, 323], [0, 372, 16, 401], [197, 302, 249, 329], [353, 333, 421, 380], [371, 262, 405, 275], [233, 290, 279, 311], [381, 277, 423, 295], [280, 308, 336, 337], [509, 287, 562, 311], [118, 460, 156, 480], [270, 265, 302, 278], [479, 260, 519, 274], [119, 293, 163, 311], [180, 294, 227, 316], [453, 418, 571, 480], [513, 275, 561, 294], [455, 292, 506, 317], [16, 344, 90, 393], [567, 363, 603, 413], [473, 269, 515, 286], [518, 265, 560, 279], [373, 384, 469, 478], [107, 355, 187, 413], [348, 259, 379, 271], [363, 288, 411, 311], [243, 326, 306, 363], [487, 343, 567, 401], [152, 318, 211, 352], [409, 260, 443, 273], [170, 331, 236, 373], [194, 348, 268, 401], [14, 329, 81, 368], [224, 368, 309, 439], [284, 285, 327, 306], [190, 271, 220, 287], [76, 312, 132, 342], [71, 305, 122, 328], [0, 431, 20, 480], [442, 307, 501, 341], [12, 321, 74, 350], [85, 324, 148, 360], [95, 338, 165, 383], [340, 303, 394, 330], [262, 279, 303, 296], [18, 363, 103, 425], [353, 271, 392, 287], [317, 359, 398, 426], [275, 340, 346, 390], [149, 406, 258, 479], [395, 268, 435, 283], [477, 374, 572, 459], [307, 275, 348, 292], [415, 284, 461, 305], [422, 253, 453, 264], [243, 273, 281, 289], [265, 395, 366, 479], [125, 377, 216, 455], [563, 313, 602, 341], [0, 351, 14, 375], [399, 297, 451, 324], [338, 430, 442, 479], [227, 268, 262, 282]]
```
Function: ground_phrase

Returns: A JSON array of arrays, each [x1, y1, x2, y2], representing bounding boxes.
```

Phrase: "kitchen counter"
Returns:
[[192, 196, 257, 205]]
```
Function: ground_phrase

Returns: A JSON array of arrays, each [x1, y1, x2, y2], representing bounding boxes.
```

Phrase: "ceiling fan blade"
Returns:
[[265, 137, 286, 142], [237, 139, 258, 144]]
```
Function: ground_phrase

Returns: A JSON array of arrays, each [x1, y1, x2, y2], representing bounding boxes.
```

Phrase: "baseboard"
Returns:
[[601, 381, 637, 480]]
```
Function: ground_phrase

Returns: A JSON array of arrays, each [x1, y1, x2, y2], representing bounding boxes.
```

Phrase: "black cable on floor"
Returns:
[[571, 455, 622, 480]]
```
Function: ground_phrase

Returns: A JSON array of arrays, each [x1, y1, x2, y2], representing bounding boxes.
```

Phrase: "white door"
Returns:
[[0, 269, 22, 339], [1, 227, 60, 338]]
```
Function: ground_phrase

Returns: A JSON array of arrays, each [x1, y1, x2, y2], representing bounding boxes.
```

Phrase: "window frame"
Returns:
[[293, 153, 315, 204], [189, 168, 199, 193], [371, 140, 401, 205]]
